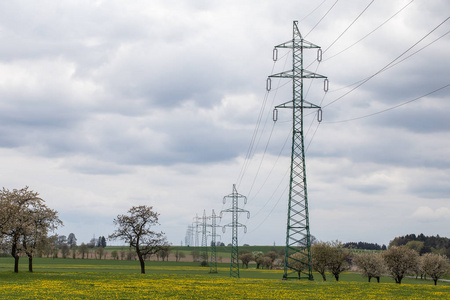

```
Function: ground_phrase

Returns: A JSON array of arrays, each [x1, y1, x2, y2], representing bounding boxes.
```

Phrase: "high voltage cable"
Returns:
[[237, 50, 290, 188], [325, 29, 449, 95], [324, 83, 450, 124], [245, 166, 290, 233], [246, 122, 276, 199], [246, 129, 291, 206], [245, 185, 288, 236], [305, 0, 340, 38], [299, 0, 329, 23], [323, 16, 450, 108], [236, 90, 270, 187], [324, 0, 415, 61], [323, 0, 376, 54]]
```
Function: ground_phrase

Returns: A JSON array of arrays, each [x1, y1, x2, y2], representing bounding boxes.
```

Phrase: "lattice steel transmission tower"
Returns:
[[221, 184, 250, 278], [208, 209, 221, 273], [185, 225, 193, 247], [201, 210, 209, 265], [268, 21, 327, 280], [193, 214, 201, 248]]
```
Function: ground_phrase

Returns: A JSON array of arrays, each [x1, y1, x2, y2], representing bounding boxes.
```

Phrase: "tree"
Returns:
[[405, 240, 424, 253], [288, 251, 309, 279], [421, 253, 450, 285], [109, 205, 168, 274], [96, 236, 107, 248], [67, 233, 77, 249], [0, 187, 62, 272], [175, 250, 186, 262], [253, 251, 264, 269], [261, 256, 273, 269], [79, 243, 88, 259], [22, 205, 62, 271], [111, 250, 118, 260], [96, 247, 104, 259], [156, 246, 170, 261], [266, 250, 279, 263], [327, 241, 351, 281], [311, 241, 333, 281], [100, 236, 107, 248], [61, 244, 70, 258], [191, 249, 200, 262], [57, 235, 67, 246], [354, 252, 386, 283], [240, 252, 254, 269], [383, 246, 419, 284]]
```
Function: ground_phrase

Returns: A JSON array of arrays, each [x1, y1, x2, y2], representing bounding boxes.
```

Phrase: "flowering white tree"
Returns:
[[383, 246, 419, 284], [0, 187, 62, 272], [420, 253, 450, 285], [354, 252, 386, 283]]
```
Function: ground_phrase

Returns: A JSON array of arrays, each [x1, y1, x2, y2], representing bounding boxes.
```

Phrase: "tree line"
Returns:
[[0, 187, 170, 275], [232, 241, 449, 285], [389, 233, 450, 257], [343, 241, 387, 251], [2, 188, 448, 281]]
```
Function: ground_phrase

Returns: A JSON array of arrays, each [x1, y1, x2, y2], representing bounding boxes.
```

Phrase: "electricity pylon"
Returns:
[[193, 214, 202, 248], [221, 184, 250, 278], [185, 225, 192, 246], [201, 210, 209, 265], [268, 21, 327, 280], [208, 209, 221, 273]]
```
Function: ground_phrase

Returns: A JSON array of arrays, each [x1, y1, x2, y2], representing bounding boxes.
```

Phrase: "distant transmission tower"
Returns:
[[193, 214, 202, 248], [185, 226, 191, 246], [208, 209, 221, 273], [221, 184, 250, 278], [201, 210, 209, 265], [268, 21, 328, 280]]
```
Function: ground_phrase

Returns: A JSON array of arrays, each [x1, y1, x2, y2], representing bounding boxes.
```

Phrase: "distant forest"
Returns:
[[343, 242, 387, 251], [388, 233, 450, 257], [343, 234, 450, 257]]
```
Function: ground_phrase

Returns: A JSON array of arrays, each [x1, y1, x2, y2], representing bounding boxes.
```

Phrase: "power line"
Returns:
[[324, 28, 449, 95], [325, 83, 450, 124], [324, 0, 415, 61], [323, 0, 376, 54], [323, 16, 450, 108], [299, 0, 329, 23], [305, 0, 340, 38], [236, 51, 290, 188]]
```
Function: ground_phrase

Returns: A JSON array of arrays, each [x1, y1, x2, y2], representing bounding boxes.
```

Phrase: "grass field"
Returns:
[[0, 257, 449, 299]]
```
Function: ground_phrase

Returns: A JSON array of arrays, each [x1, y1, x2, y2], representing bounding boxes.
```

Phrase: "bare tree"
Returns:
[[354, 252, 386, 283], [109, 205, 168, 274], [420, 253, 450, 285], [383, 246, 419, 284]]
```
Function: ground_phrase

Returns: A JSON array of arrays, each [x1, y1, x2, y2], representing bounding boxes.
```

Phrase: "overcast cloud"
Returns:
[[0, 0, 449, 246]]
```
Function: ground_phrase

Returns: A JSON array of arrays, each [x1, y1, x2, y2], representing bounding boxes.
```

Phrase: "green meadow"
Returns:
[[0, 257, 449, 299]]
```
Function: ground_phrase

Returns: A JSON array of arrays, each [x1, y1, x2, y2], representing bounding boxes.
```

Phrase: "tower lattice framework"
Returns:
[[221, 184, 249, 278], [208, 209, 221, 273], [268, 21, 327, 280]]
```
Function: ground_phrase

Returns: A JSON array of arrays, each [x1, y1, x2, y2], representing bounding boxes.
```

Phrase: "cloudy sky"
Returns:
[[1, 0, 449, 247]]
